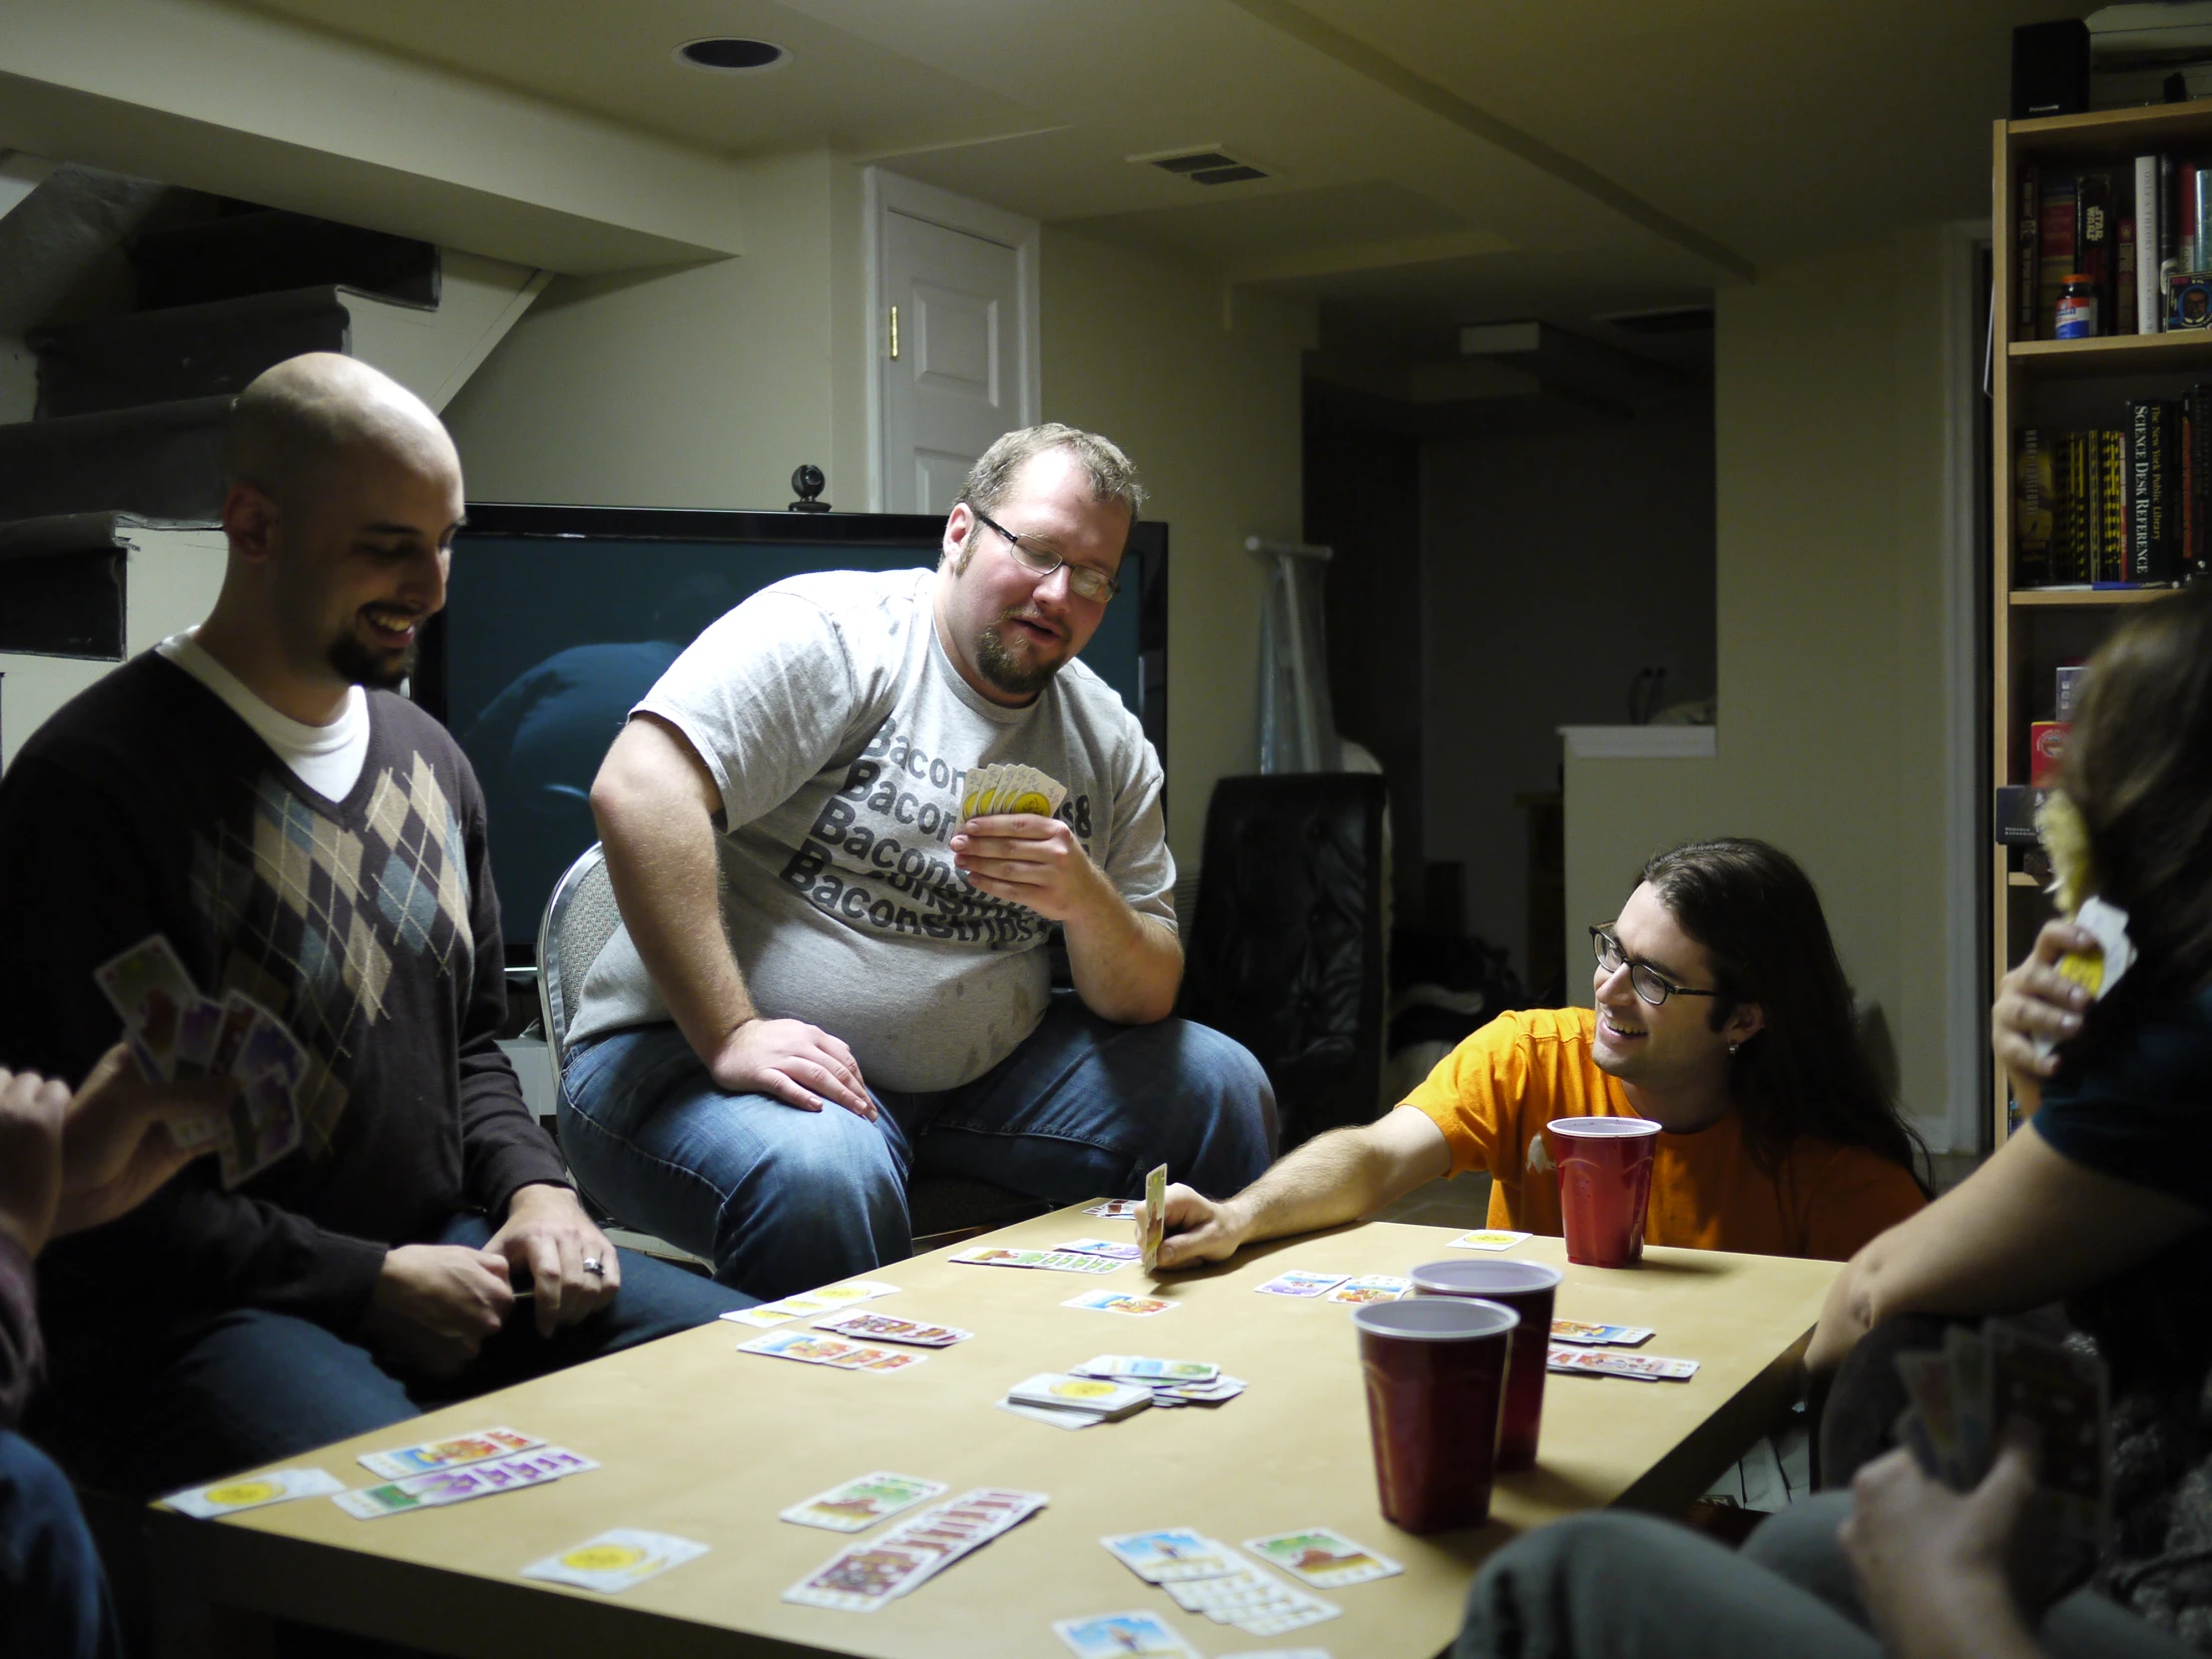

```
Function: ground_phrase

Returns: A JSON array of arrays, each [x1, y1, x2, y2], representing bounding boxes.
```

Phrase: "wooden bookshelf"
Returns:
[[1989, 106, 2195, 1147]]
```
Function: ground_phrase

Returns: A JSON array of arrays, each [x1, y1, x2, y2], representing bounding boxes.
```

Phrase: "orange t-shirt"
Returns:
[[1403, 1007, 1925, 1262]]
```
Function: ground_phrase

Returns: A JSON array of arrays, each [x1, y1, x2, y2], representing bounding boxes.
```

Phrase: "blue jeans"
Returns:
[[0, 1430, 118, 1659], [29, 1213, 749, 1499], [558, 991, 1278, 1300]]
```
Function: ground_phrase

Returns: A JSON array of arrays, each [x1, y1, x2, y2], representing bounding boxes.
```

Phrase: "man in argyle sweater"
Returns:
[[0, 354, 745, 1497]]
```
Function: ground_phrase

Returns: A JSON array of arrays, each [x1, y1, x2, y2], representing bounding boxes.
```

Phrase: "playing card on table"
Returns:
[[1009, 1375, 1153, 1417], [738, 1331, 872, 1367], [782, 1471, 947, 1532], [1323, 1275, 1408, 1306], [1549, 1320, 1654, 1348], [1102, 1528, 1241, 1582], [997, 1398, 1099, 1429], [1242, 1528, 1402, 1589], [1141, 1164, 1168, 1271], [1545, 1346, 1698, 1382], [788, 1487, 1046, 1610], [1253, 1271, 1349, 1300], [1062, 1289, 1176, 1317], [949, 1246, 1120, 1275], [1447, 1230, 1532, 1252], [721, 1280, 900, 1328], [521, 1529, 709, 1593], [357, 1426, 544, 1480], [162, 1467, 344, 1518], [1053, 1611, 1201, 1658], [333, 1446, 597, 1518], [1170, 1565, 1341, 1637], [94, 935, 199, 1078], [811, 1310, 971, 1348], [1057, 1238, 1144, 1261], [1084, 1199, 1142, 1220]]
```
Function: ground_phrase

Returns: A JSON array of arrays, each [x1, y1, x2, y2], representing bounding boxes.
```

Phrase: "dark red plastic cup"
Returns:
[[1352, 1296, 1518, 1532], [1408, 1259, 1561, 1470], [1545, 1116, 1661, 1267]]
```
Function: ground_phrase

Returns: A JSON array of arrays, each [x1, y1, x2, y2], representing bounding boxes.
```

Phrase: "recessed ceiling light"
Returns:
[[675, 38, 790, 72]]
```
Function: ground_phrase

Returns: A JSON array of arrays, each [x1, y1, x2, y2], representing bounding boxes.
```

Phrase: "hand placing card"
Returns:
[[1141, 1164, 1167, 1272]]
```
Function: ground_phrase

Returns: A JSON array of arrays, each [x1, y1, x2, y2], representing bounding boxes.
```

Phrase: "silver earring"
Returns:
[[1728, 1042, 1740, 1055]]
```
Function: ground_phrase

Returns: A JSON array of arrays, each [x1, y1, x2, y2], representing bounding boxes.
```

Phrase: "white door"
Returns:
[[880, 208, 1025, 515]]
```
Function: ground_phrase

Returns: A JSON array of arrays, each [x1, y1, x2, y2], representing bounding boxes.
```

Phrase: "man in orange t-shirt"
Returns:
[[1151, 838, 1927, 1270]]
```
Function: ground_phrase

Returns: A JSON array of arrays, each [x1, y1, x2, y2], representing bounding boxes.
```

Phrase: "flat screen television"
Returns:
[[413, 502, 1168, 960]]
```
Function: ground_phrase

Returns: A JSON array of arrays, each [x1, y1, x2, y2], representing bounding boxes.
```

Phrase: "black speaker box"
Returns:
[[2013, 19, 2091, 121]]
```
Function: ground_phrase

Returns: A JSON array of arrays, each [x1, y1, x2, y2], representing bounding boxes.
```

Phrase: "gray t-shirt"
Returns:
[[567, 567, 1175, 1091]]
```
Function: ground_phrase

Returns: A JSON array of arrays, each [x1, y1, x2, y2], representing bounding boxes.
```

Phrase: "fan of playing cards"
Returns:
[[961, 763, 1067, 823], [96, 934, 308, 1188], [1894, 1320, 2111, 1560]]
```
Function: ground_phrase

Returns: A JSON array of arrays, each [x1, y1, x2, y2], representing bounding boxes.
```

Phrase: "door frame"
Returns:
[[862, 167, 1042, 512]]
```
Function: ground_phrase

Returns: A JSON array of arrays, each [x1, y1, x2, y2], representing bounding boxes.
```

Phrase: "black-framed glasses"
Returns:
[[969, 505, 1120, 602], [1589, 926, 1719, 1007]]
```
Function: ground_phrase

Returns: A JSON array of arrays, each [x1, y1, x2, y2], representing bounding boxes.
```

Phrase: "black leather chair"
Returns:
[[1180, 774, 1389, 1151]]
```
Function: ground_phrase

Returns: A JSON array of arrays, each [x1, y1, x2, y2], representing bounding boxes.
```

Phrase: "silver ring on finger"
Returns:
[[582, 1256, 606, 1277]]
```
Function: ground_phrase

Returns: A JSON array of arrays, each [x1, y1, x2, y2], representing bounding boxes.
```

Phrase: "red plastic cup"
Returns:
[[1352, 1296, 1519, 1532], [1545, 1116, 1661, 1266], [1407, 1259, 1561, 1470]]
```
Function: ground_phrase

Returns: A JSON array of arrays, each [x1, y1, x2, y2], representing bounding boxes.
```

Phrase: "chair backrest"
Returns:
[[1180, 773, 1389, 1151], [537, 841, 622, 1083]]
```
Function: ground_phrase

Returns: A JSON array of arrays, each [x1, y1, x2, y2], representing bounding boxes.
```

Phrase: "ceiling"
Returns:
[[241, 0, 2054, 380]]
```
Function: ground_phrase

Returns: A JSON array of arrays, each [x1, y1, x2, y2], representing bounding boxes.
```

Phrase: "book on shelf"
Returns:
[[2016, 396, 2212, 587], [2037, 174, 2079, 337], [2136, 154, 2161, 334], [2024, 151, 2212, 337]]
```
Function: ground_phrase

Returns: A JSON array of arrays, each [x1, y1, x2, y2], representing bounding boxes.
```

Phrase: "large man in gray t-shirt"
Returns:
[[559, 425, 1277, 1297]]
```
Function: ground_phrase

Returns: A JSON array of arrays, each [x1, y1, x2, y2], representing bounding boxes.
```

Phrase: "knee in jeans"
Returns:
[[765, 1109, 897, 1204], [0, 1433, 77, 1516]]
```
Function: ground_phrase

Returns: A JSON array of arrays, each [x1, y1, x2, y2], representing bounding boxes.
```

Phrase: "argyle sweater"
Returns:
[[0, 654, 568, 1355]]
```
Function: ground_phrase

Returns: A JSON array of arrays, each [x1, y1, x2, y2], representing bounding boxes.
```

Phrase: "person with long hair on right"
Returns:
[[1456, 586, 2212, 1659]]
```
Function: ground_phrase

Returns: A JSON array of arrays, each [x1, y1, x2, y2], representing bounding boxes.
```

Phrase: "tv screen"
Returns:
[[415, 503, 1166, 958]]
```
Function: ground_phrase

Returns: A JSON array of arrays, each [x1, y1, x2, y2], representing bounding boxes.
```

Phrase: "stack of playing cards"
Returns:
[[1072, 1356, 1247, 1408], [335, 1446, 598, 1518], [1545, 1346, 1698, 1382], [522, 1530, 710, 1594], [1550, 1320, 1654, 1347], [1253, 1271, 1406, 1305], [950, 1246, 1122, 1276], [1083, 1199, 1141, 1220], [1006, 1373, 1154, 1422], [1056, 1238, 1143, 1262], [961, 763, 1068, 823], [722, 1279, 901, 1329], [356, 1426, 544, 1479], [810, 1310, 971, 1348], [1895, 1320, 2109, 1555], [737, 1331, 928, 1374], [783, 1487, 1047, 1611], [1140, 1164, 1168, 1271], [1101, 1529, 1340, 1638], [96, 934, 311, 1187], [782, 1472, 947, 1532]]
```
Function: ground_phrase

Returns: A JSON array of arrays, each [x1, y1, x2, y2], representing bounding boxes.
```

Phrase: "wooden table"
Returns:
[[150, 1206, 1839, 1659]]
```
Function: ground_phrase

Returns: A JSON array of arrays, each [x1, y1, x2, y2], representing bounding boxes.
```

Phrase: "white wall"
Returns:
[[1421, 395, 1716, 979], [1564, 230, 1965, 1144]]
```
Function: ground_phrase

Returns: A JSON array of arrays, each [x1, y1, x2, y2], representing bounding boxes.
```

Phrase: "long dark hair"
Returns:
[[1640, 838, 1928, 1187], [2062, 582, 2212, 996]]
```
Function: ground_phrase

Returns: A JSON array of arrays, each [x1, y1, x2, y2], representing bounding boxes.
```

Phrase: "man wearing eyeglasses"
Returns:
[[1150, 837, 1928, 1270], [563, 425, 1275, 1297]]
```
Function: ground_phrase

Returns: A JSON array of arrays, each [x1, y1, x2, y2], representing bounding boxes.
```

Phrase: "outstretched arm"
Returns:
[[592, 715, 873, 1119], [1148, 1105, 1452, 1269]]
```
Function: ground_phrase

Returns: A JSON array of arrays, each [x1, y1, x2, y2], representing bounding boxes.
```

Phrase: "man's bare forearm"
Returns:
[[591, 740, 755, 1065], [1226, 1124, 1421, 1247], [1064, 895, 1181, 1024]]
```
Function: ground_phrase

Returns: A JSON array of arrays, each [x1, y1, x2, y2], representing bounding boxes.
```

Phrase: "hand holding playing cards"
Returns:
[[950, 815, 1107, 924], [1842, 1432, 2050, 1659], [54, 1043, 230, 1237], [710, 1017, 874, 1120], [488, 1184, 621, 1338], [1147, 1183, 1247, 1271], [363, 1244, 515, 1377], [1992, 918, 2097, 1105]]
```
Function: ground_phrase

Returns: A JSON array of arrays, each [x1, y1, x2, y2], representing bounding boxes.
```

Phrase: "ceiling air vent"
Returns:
[[1134, 147, 1270, 187]]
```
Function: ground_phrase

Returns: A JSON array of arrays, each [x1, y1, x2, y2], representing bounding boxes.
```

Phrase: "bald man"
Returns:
[[0, 354, 745, 1500]]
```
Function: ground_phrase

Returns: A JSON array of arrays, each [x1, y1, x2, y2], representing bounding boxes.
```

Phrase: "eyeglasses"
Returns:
[[969, 506, 1120, 602], [1589, 926, 1719, 1007]]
